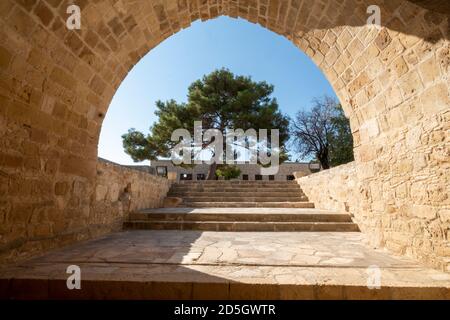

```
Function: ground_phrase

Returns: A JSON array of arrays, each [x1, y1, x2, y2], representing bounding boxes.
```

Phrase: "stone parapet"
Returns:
[[0, 158, 170, 265], [0, 0, 448, 270], [94, 158, 171, 222], [296, 159, 450, 272]]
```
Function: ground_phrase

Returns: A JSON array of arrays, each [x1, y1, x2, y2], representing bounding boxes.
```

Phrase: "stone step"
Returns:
[[173, 182, 300, 187], [172, 186, 304, 191], [176, 196, 308, 202], [170, 187, 303, 192], [176, 180, 299, 184], [181, 201, 315, 208], [168, 191, 305, 197], [3, 264, 449, 299], [2, 230, 450, 300], [124, 220, 360, 232], [130, 208, 353, 223]]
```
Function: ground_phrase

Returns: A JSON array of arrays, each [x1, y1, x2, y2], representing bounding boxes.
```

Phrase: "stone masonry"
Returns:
[[2, 230, 450, 299], [296, 160, 450, 272], [149, 159, 312, 181], [93, 158, 171, 229], [0, 0, 449, 269], [124, 180, 360, 232], [0, 157, 170, 264]]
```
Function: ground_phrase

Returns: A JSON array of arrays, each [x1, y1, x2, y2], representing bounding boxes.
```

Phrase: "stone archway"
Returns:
[[0, 0, 448, 270]]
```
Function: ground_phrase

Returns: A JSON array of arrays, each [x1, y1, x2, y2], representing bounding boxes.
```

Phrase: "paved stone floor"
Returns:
[[1, 230, 450, 299]]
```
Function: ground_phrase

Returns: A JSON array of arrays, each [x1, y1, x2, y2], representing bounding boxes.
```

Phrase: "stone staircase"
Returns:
[[124, 180, 359, 232], [8, 181, 450, 300], [168, 180, 313, 207]]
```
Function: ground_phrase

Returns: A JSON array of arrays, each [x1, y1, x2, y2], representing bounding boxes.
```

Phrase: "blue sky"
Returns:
[[98, 16, 337, 165]]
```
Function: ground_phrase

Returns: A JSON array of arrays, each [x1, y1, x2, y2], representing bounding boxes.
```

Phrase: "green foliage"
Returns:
[[122, 128, 161, 162], [328, 104, 354, 167], [215, 165, 241, 180], [122, 68, 290, 178]]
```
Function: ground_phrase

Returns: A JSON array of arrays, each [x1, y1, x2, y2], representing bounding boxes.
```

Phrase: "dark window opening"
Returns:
[[269, 175, 275, 180], [196, 173, 206, 180], [156, 166, 167, 177], [255, 175, 262, 180], [180, 173, 192, 180], [242, 174, 248, 180], [286, 175, 295, 180]]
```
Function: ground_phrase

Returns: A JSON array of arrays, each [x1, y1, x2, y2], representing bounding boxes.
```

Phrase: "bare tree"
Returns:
[[290, 96, 353, 169]]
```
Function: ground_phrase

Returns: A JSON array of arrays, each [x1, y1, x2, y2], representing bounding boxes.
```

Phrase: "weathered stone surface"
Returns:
[[163, 197, 183, 208], [0, 158, 170, 264], [0, 230, 449, 299], [92, 158, 171, 226], [0, 0, 448, 273], [125, 206, 359, 232], [297, 158, 450, 272]]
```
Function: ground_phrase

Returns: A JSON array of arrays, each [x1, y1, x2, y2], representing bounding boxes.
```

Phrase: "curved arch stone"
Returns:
[[0, 0, 448, 269]]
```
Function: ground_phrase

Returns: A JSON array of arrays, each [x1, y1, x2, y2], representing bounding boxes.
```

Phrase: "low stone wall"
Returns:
[[92, 158, 171, 230], [0, 158, 170, 265], [296, 162, 449, 272], [295, 162, 360, 214]]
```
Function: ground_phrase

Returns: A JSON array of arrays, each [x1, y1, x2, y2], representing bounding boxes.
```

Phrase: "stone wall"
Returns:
[[93, 158, 171, 229], [0, 0, 448, 268], [295, 163, 360, 214], [0, 158, 170, 265], [296, 153, 450, 272], [149, 160, 312, 181]]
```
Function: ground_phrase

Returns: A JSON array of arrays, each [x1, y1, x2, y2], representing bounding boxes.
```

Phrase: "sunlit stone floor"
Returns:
[[1, 230, 449, 299]]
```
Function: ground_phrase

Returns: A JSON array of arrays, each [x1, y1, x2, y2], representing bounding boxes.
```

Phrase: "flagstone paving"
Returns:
[[1, 230, 449, 299]]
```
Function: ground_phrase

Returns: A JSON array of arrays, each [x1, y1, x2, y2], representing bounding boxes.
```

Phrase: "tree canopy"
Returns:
[[290, 96, 354, 169], [122, 68, 290, 179]]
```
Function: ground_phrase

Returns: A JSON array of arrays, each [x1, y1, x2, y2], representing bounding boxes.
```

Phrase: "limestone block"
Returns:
[[374, 29, 392, 50], [167, 171, 177, 180], [420, 83, 450, 114], [95, 184, 108, 201], [54, 181, 68, 196], [419, 57, 440, 84], [412, 205, 438, 220], [108, 183, 120, 202], [439, 209, 450, 223], [400, 70, 424, 99], [0, 0, 448, 272], [163, 197, 183, 208], [293, 171, 307, 179]]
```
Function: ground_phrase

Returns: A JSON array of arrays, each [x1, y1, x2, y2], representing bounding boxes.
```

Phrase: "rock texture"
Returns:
[[94, 158, 171, 225], [125, 207, 360, 232], [166, 180, 313, 207], [0, 0, 449, 267], [0, 158, 170, 264], [1, 230, 450, 299], [297, 161, 450, 272]]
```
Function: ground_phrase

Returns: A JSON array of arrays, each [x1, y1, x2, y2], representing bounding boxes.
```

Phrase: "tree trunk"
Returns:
[[318, 149, 330, 170], [207, 162, 217, 180], [320, 157, 330, 170]]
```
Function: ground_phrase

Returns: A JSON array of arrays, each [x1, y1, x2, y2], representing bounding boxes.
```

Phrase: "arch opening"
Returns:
[[98, 16, 341, 168], [0, 0, 448, 271]]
